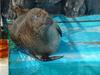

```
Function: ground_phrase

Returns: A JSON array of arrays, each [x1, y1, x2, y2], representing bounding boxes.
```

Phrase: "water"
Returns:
[[9, 49, 100, 75], [9, 15, 100, 75]]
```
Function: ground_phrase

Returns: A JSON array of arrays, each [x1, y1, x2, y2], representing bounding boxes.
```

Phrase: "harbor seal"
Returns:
[[8, 7, 63, 61]]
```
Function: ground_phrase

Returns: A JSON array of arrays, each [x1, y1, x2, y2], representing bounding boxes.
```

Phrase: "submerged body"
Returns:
[[9, 8, 62, 61]]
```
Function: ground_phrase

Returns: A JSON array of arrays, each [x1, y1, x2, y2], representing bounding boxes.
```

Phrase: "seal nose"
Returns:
[[45, 17, 53, 25]]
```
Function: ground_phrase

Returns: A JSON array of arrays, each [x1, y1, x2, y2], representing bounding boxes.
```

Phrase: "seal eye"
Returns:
[[32, 15, 38, 20]]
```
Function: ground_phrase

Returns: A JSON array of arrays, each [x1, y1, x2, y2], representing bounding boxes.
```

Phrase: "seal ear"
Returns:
[[11, 5, 29, 17]]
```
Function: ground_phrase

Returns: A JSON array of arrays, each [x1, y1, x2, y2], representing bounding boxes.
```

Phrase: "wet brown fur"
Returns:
[[9, 7, 56, 56], [11, 5, 29, 17]]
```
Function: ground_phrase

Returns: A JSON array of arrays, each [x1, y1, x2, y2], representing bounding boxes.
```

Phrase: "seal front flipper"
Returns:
[[40, 56, 64, 61]]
